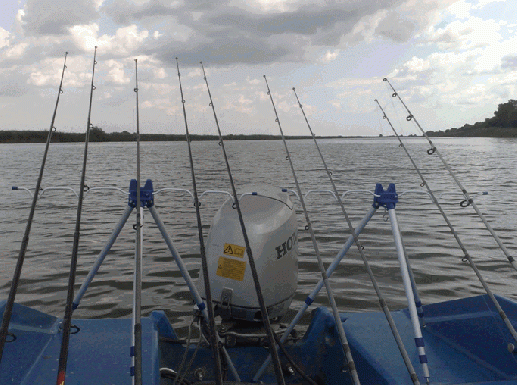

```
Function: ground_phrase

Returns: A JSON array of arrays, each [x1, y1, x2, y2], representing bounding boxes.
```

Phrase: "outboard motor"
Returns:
[[198, 185, 298, 322]]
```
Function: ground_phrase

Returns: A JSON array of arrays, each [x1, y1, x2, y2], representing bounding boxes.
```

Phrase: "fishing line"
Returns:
[[291, 87, 423, 385], [383, 78, 517, 271], [131, 58, 143, 385], [56, 47, 97, 385], [375, 100, 517, 348], [175, 59, 223, 385], [262, 76, 361, 385], [200, 62, 286, 385], [177, 319, 203, 385], [0, 51, 69, 362], [173, 319, 194, 385]]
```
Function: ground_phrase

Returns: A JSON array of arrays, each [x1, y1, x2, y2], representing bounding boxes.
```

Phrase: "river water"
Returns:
[[1, 137, 516, 331]]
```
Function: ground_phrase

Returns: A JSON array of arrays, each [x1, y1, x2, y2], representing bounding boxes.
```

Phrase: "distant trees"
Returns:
[[89, 126, 106, 141], [491, 99, 517, 127], [427, 99, 517, 137], [0, 128, 325, 143]]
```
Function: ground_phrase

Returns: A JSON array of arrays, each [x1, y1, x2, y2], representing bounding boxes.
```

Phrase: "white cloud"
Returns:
[[447, 0, 471, 19], [112, 25, 149, 54], [104, 59, 130, 84], [4, 42, 28, 59], [404, 56, 430, 72], [374, 0, 455, 42], [69, 23, 149, 56], [154, 67, 167, 79], [29, 58, 67, 86], [344, 9, 387, 44], [427, 17, 502, 50], [233, 0, 312, 13], [473, 0, 505, 10], [247, 77, 261, 85], [187, 68, 202, 78], [319, 49, 339, 63], [69, 24, 101, 52], [0, 28, 9, 48]]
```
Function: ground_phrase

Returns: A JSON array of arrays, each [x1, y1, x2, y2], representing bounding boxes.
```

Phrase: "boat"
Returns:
[[3, 178, 517, 385], [2, 55, 517, 385]]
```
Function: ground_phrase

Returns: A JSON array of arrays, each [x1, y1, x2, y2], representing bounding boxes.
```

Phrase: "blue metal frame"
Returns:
[[129, 179, 154, 208], [373, 183, 398, 209]]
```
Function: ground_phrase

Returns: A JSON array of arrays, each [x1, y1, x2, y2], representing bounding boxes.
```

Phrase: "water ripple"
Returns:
[[1, 137, 517, 330]]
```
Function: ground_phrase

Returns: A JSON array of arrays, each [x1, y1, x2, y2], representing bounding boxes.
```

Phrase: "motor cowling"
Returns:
[[198, 185, 298, 322]]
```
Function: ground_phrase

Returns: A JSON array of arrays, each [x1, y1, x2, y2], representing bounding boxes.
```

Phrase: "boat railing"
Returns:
[[11, 185, 490, 207]]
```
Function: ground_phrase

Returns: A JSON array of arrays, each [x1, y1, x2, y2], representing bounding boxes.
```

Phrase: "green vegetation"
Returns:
[[0, 126, 328, 143], [427, 100, 517, 137]]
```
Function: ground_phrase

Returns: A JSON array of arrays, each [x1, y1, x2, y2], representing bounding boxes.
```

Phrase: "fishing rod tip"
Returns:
[[383, 77, 388, 81]]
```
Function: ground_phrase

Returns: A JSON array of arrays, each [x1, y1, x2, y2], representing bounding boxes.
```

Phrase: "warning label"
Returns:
[[216, 256, 246, 281], [223, 243, 246, 258]]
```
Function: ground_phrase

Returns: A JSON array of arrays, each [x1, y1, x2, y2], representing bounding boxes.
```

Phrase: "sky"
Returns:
[[0, 0, 516, 137]]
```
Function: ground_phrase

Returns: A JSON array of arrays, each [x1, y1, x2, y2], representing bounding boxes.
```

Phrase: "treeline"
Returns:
[[0, 126, 321, 143], [427, 99, 517, 137]]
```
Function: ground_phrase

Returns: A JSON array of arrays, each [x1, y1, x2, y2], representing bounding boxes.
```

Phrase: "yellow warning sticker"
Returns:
[[223, 243, 246, 258], [216, 256, 246, 281]]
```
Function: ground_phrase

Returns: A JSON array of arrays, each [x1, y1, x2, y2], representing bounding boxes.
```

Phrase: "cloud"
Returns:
[[319, 49, 339, 63], [0, 28, 9, 48], [473, 0, 505, 10], [427, 16, 502, 50], [375, 10, 419, 42], [20, 0, 100, 36], [404, 56, 431, 72], [69, 24, 150, 56], [0, 67, 30, 97], [502, 55, 517, 69], [104, 59, 130, 84], [0, 0, 514, 136], [447, 0, 471, 19], [1, 0, 460, 68], [374, 0, 454, 42], [103, 0, 438, 65]]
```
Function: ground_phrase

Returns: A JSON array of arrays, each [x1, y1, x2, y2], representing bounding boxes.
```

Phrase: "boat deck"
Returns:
[[0, 301, 162, 384], [341, 294, 517, 384], [2, 295, 517, 384]]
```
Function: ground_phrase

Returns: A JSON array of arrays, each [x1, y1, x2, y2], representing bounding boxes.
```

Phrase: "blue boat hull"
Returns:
[[2, 294, 517, 384]]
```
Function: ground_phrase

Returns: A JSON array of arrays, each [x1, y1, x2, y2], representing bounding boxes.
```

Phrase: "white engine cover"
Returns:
[[198, 185, 298, 321]]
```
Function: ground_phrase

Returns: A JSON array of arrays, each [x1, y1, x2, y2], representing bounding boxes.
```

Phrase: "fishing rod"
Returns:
[[291, 88, 427, 384], [131, 58, 143, 385], [375, 100, 517, 351], [262, 76, 361, 385], [0, 51, 69, 362], [175, 59, 223, 385], [56, 47, 97, 385], [200, 62, 286, 385], [383, 78, 517, 271]]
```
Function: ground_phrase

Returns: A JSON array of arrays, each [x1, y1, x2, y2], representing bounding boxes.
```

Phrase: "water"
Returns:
[[1, 137, 517, 332]]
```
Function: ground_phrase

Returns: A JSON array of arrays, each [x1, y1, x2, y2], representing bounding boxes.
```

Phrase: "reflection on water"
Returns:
[[1, 137, 517, 331]]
